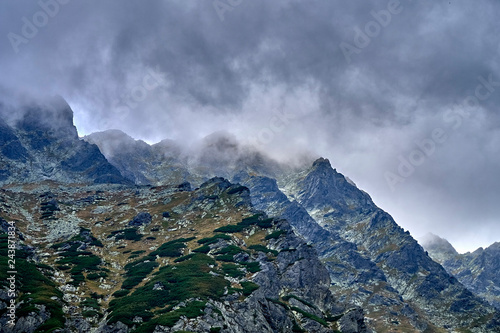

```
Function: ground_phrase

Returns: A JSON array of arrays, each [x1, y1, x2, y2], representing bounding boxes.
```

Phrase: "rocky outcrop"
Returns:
[[0, 175, 366, 333], [128, 212, 152, 226]]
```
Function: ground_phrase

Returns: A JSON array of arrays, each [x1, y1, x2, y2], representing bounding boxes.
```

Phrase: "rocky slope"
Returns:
[[0, 178, 365, 332], [233, 159, 500, 333], [421, 233, 500, 310], [0, 98, 129, 186]]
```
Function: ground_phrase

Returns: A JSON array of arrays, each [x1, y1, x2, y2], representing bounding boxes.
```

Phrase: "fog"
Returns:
[[1, 1, 499, 252]]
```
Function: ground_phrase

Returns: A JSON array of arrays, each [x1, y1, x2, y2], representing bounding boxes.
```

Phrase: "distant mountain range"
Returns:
[[421, 233, 500, 310], [1, 98, 499, 332]]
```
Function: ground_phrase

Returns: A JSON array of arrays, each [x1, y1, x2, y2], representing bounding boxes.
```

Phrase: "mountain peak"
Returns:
[[15, 96, 77, 139], [419, 233, 458, 263], [312, 157, 332, 169]]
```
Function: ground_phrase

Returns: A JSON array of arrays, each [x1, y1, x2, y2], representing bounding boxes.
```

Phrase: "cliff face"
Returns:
[[0, 99, 128, 185]]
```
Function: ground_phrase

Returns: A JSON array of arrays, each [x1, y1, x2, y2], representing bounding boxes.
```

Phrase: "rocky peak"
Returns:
[[422, 236, 500, 310], [420, 233, 459, 263], [312, 157, 332, 168], [292, 158, 376, 223], [0, 97, 129, 185], [15, 96, 78, 140]]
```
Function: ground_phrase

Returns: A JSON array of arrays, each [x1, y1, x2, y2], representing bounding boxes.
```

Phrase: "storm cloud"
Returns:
[[1, 0, 499, 252]]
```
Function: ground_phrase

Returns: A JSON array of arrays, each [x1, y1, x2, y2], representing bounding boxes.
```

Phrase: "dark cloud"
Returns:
[[1, 0, 499, 252]]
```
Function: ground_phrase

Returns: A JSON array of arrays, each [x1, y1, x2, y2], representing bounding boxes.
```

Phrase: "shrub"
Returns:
[[197, 234, 231, 245], [0, 235, 65, 331], [248, 244, 278, 256], [114, 228, 143, 241], [282, 295, 316, 309], [265, 230, 285, 240], [222, 263, 245, 278], [290, 307, 327, 326], [240, 281, 259, 296], [213, 224, 244, 233], [150, 237, 194, 258], [174, 254, 195, 263], [193, 245, 211, 254], [107, 254, 227, 329], [122, 261, 159, 290], [112, 289, 130, 298], [241, 261, 261, 273]]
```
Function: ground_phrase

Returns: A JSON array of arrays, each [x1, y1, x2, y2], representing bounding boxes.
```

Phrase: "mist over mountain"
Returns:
[[0, 97, 128, 185], [84, 129, 310, 187], [421, 233, 500, 310], [1, 1, 500, 331], [2, 98, 499, 332]]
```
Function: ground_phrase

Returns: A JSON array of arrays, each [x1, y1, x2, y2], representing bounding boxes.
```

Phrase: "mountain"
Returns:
[[419, 233, 459, 263], [0, 98, 129, 185], [421, 233, 500, 310], [83, 128, 500, 332], [1, 102, 499, 332], [84, 130, 292, 186], [0, 178, 366, 333], [238, 158, 500, 332], [83, 129, 190, 186]]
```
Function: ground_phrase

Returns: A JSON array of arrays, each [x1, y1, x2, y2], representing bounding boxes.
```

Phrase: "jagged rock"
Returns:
[[338, 308, 367, 333]]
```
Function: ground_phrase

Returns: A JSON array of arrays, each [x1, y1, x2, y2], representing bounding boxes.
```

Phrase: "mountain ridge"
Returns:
[[1, 98, 499, 332]]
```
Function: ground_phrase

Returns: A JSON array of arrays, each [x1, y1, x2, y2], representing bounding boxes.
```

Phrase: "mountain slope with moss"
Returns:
[[0, 177, 365, 333]]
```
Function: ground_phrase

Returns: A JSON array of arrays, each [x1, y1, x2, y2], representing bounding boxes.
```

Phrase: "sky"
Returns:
[[1, 0, 500, 252]]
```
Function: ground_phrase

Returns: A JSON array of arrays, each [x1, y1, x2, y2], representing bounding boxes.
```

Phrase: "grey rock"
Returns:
[[128, 212, 152, 227]]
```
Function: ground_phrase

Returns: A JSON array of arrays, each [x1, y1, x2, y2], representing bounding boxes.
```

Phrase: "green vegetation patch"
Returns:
[[214, 214, 274, 233], [197, 234, 231, 245], [133, 301, 206, 333], [240, 261, 261, 273], [112, 289, 130, 298], [108, 228, 143, 241], [221, 263, 245, 278], [193, 245, 211, 254], [213, 224, 244, 233], [0, 234, 65, 331], [282, 295, 316, 309], [150, 237, 195, 258], [265, 230, 285, 240], [108, 254, 228, 329], [122, 260, 159, 290], [291, 306, 328, 326], [248, 244, 278, 256], [240, 281, 260, 296], [55, 242, 106, 287]]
